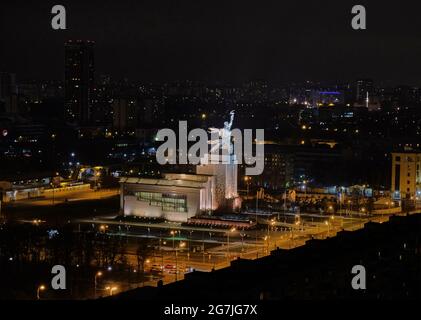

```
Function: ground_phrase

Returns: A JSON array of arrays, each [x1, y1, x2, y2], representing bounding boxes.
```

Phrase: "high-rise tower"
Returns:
[[64, 40, 95, 124]]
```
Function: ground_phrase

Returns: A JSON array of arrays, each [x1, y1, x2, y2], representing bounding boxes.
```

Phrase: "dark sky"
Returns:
[[1, 0, 421, 85]]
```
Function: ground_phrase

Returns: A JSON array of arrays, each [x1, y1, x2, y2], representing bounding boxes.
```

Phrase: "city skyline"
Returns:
[[1, 0, 421, 305]]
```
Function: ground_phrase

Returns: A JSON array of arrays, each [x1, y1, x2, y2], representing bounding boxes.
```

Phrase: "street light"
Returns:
[[105, 286, 117, 296], [244, 176, 251, 198], [170, 230, 178, 281], [94, 271, 102, 298], [187, 230, 193, 260], [178, 242, 187, 275], [95, 171, 101, 189], [227, 227, 236, 260], [240, 232, 246, 253], [37, 285, 45, 300], [325, 220, 330, 237], [267, 219, 276, 250], [302, 180, 307, 196], [360, 207, 366, 218], [263, 235, 268, 254], [290, 219, 301, 247], [170, 230, 176, 249]]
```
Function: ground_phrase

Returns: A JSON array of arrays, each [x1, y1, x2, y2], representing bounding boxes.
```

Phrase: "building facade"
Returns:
[[112, 98, 138, 130], [119, 111, 241, 222], [64, 40, 95, 124], [119, 155, 241, 222], [391, 152, 421, 202], [0, 72, 18, 114], [119, 173, 215, 222]]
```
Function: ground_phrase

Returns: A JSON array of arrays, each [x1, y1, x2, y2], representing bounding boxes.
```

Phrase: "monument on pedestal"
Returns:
[[196, 110, 241, 212]]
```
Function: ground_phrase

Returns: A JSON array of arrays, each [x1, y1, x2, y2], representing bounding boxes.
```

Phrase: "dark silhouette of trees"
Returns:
[[136, 238, 154, 278]]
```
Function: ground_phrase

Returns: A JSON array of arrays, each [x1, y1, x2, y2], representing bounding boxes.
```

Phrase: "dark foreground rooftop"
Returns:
[[113, 213, 421, 300]]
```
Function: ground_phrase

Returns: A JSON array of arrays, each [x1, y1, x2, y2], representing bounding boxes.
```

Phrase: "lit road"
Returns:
[[64, 210, 403, 297], [6, 188, 119, 207], [2, 188, 120, 226], [77, 211, 376, 290]]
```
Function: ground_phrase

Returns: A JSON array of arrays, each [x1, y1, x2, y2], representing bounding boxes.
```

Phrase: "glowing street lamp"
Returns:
[[227, 227, 236, 260], [170, 230, 176, 249], [244, 176, 251, 198], [325, 220, 330, 237], [105, 286, 117, 296], [240, 232, 246, 252], [263, 235, 269, 254], [94, 271, 102, 298], [170, 230, 179, 281], [266, 219, 276, 248], [37, 285, 45, 300]]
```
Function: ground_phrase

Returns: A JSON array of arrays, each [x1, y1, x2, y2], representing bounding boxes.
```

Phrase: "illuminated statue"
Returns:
[[208, 110, 235, 155]]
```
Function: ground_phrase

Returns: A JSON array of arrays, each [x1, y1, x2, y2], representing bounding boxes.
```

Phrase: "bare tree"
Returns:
[[135, 238, 153, 280]]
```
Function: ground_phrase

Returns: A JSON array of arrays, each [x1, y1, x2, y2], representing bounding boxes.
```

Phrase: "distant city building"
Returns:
[[251, 145, 294, 190], [64, 40, 95, 124], [393, 86, 421, 105], [356, 78, 374, 103], [391, 151, 421, 203], [139, 97, 162, 124], [0, 72, 18, 113], [18, 80, 64, 104], [288, 85, 347, 107], [112, 98, 138, 130], [313, 90, 344, 107]]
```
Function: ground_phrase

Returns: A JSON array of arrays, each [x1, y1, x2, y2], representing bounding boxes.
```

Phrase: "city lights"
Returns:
[[0, 1, 420, 304]]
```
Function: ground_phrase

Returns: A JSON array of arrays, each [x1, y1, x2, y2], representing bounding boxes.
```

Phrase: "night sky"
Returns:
[[1, 0, 421, 85]]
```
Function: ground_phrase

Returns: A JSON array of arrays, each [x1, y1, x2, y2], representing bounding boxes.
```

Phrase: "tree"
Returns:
[[135, 238, 154, 279]]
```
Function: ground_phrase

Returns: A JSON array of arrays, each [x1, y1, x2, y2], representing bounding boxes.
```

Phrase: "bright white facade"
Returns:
[[196, 153, 239, 210], [120, 174, 213, 222], [119, 111, 241, 222], [119, 155, 240, 222]]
